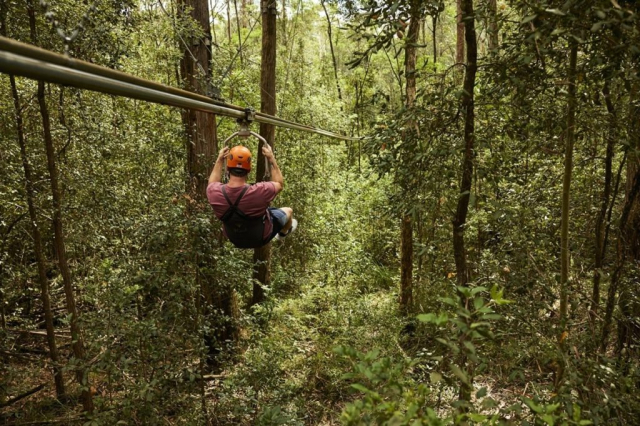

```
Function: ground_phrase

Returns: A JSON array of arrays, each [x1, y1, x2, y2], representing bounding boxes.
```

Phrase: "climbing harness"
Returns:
[[220, 185, 268, 249], [222, 108, 271, 182]]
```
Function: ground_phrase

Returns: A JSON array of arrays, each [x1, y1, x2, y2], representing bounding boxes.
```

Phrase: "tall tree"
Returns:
[[321, 0, 343, 107], [456, 0, 465, 65], [177, 0, 238, 364], [3, 40, 66, 404], [451, 0, 477, 406], [486, 0, 498, 52], [252, 0, 278, 306], [178, 0, 218, 198], [452, 0, 478, 290], [399, 0, 421, 315], [29, 20, 95, 415], [591, 80, 616, 324], [560, 41, 578, 335]]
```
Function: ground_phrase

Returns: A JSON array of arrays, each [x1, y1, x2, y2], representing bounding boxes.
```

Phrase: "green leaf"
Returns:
[[545, 8, 566, 15], [476, 387, 487, 398], [430, 372, 443, 383], [473, 297, 485, 310], [468, 413, 487, 422], [540, 414, 555, 425], [521, 14, 537, 24], [450, 364, 469, 385], [350, 383, 370, 393], [523, 397, 544, 414]]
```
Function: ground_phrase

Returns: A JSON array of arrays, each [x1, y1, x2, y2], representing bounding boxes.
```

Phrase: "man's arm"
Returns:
[[262, 143, 283, 193], [208, 147, 230, 184]]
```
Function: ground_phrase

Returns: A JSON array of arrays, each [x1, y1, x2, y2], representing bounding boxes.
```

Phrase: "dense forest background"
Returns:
[[1, 0, 640, 424]]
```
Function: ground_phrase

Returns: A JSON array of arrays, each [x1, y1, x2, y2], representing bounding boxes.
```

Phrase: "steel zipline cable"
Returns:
[[0, 36, 360, 142]]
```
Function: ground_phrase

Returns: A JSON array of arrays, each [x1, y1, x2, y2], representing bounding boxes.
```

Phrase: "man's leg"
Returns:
[[278, 207, 293, 235]]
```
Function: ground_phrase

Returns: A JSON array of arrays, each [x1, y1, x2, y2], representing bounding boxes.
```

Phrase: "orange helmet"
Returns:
[[227, 145, 252, 171]]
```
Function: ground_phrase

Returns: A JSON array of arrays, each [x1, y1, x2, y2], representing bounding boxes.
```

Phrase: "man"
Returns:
[[206, 143, 297, 248]]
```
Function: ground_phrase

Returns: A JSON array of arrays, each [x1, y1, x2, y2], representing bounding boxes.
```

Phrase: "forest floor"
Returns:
[[210, 257, 405, 423]]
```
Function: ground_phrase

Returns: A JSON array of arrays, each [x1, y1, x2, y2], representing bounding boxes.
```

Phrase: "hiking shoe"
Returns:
[[275, 218, 297, 241]]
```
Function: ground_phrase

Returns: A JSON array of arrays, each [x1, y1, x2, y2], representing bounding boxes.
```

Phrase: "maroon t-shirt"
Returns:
[[207, 182, 278, 240]]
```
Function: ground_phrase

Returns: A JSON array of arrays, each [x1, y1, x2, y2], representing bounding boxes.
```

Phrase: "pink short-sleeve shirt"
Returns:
[[207, 182, 278, 239]]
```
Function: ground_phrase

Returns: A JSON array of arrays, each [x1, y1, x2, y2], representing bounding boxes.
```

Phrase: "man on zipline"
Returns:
[[207, 144, 297, 248]]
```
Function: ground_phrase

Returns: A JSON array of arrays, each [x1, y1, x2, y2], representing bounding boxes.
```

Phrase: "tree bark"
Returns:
[[591, 80, 615, 324], [3, 0, 66, 403], [600, 166, 640, 352], [321, 0, 343, 107], [452, 0, 478, 290], [614, 80, 640, 356], [456, 0, 465, 65], [399, 1, 420, 315], [178, 0, 218, 199], [452, 0, 477, 406], [178, 0, 238, 366], [432, 15, 438, 64], [487, 0, 498, 52], [560, 43, 578, 334], [252, 0, 277, 306]]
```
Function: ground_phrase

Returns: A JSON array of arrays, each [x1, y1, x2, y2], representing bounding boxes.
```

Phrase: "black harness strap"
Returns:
[[219, 184, 267, 249], [220, 185, 250, 221]]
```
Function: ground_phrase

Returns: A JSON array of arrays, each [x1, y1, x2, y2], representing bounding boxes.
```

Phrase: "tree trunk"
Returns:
[[0, 0, 65, 399], [456, 0, 465, 65], [252, 0, 277, 306], [241, 0, 248, 28], [178, 0, 218, 199], [614, 80, 640, 356], [6, 55, 66, 402], [432, 15, 438, 64], [591, 80, 615, 324], [35, 45, 95, 415], [452, 0, 478, 290], [600, 166, 640, 352], [487, 0, 498, 52], [399, 1, 420, 315], [560, 43, 578, 334], [452, 0, 477, 405], [177, 0, 238, 366], [321, 0, 343, 107]]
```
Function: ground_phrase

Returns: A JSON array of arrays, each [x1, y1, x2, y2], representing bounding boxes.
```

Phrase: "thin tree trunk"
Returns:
[[321, 0, 343, 107], [233, 0, 243, 65], [252, 0, 277, 306], [600, 167, 640, 352], [241, 0, 248, 28], [6, 60, 66, 402], [560, 43, 578, 337], [456, 0, 465, 65], [399, 1, 420, 315], [487, 0, 498, 52], [614, 80, 640, 356], [452, 0, 478, 290], [591, 80, 615, 324], [452, 0, 477, 407], [34, 49, 95, 414], [432, 15, 438, 64], [5, 0, 67, 402]]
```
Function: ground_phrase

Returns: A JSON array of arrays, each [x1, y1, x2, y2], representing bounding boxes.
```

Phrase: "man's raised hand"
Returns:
[[217, 146, 230, 163], [261, 143, 275, 161]]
